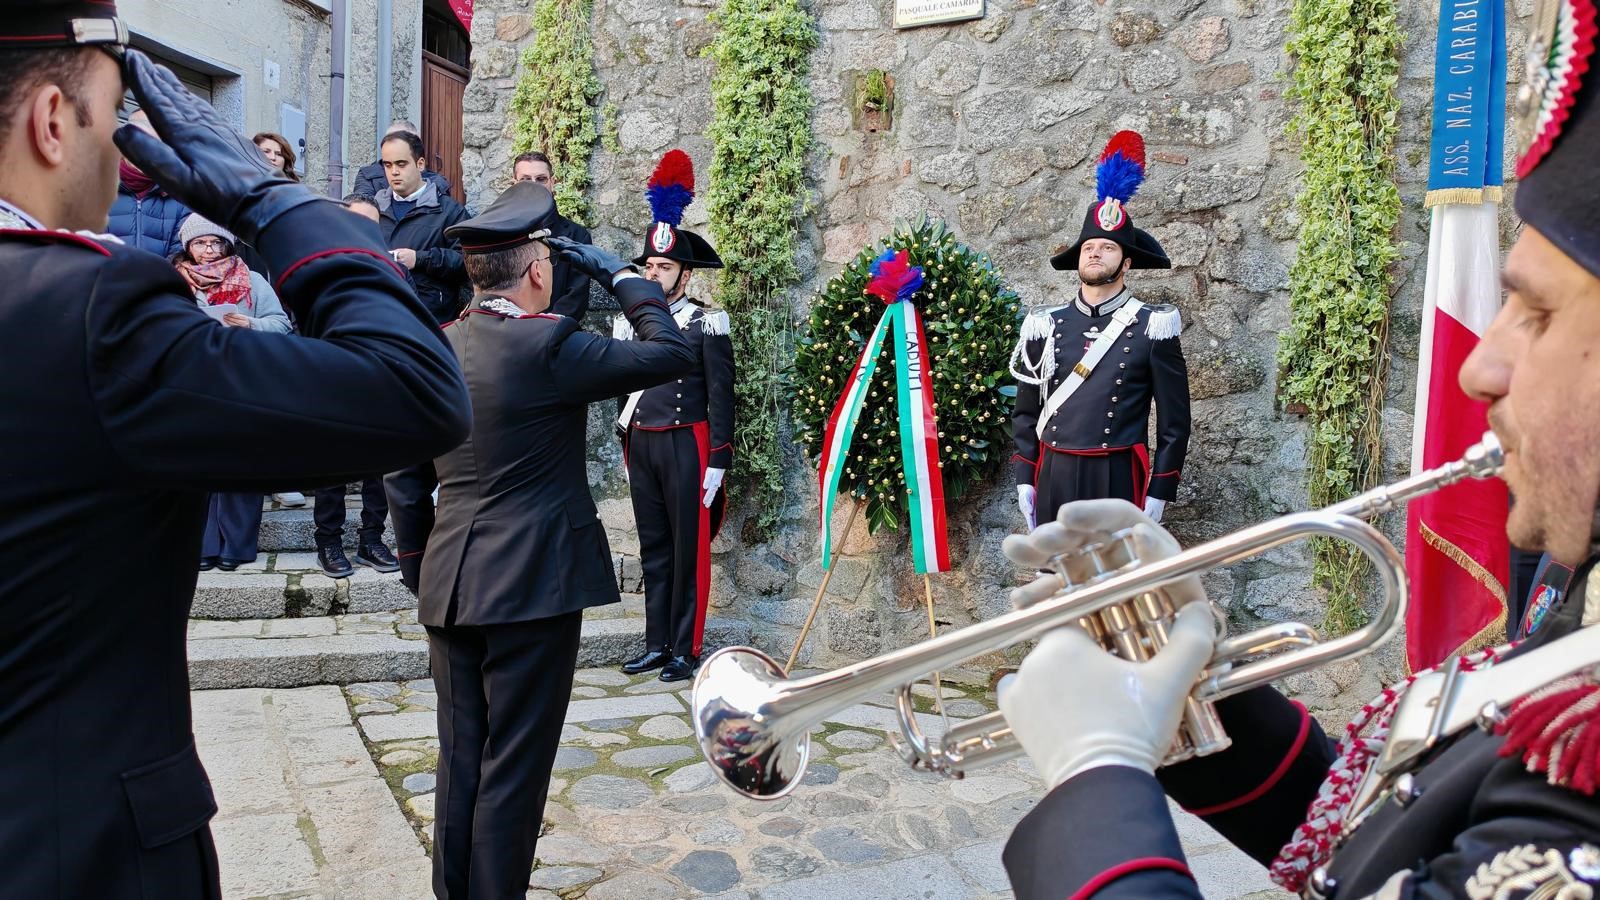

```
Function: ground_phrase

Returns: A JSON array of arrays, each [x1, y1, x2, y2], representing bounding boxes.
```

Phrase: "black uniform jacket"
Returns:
[[0, 202, 470, 898], [377, 181, 471, 321], [1012, 295, 1191, 501], [547, 212, 594, 320], [615, 300, 736, 470], [1004, 557, 1600, 900], [418, 278, 695, 627]]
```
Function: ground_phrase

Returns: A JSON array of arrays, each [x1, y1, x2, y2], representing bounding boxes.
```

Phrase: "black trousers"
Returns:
[[313, 477, 388, 549], [1035, 447, 1142, 528], [200, 492, 262, 564], [626, 426, 711, 657], [428, 612, 582, 900], [384, 460, 438, 593]]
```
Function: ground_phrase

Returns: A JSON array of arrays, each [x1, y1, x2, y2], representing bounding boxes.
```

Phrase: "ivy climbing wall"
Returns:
[[458, 0, 1532, 723]]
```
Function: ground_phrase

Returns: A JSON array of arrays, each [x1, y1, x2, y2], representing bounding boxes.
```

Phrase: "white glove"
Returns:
[[1017, 484, 1037, 531], [1002, 498, 1204, 610], [1142, 496, 1167, 524], [999, 601, 1216, 788], [702, 467, 725, 508]]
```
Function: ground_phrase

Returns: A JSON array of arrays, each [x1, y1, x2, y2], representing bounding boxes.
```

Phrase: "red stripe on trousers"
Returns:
[[692, 422, 712, 657]]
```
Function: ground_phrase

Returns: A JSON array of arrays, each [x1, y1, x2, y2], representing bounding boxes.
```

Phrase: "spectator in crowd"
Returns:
[[344, 192, 381, 224], [354, 120, 452, 198], [172, 214, 292, 570], [376, 131, 470, 323], [304, 195, 405, 579], [512, 150, 593, 318], [107, 109, 189, 258], [254, 132, 300, 182]]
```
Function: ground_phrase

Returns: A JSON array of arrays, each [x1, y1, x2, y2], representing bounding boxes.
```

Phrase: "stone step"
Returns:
[[258, 501, 398, 552], [196, 554, 646, 620], [187, 607, 752, 690]]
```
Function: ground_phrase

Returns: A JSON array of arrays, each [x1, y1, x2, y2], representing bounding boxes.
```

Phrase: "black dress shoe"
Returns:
[[658, 655, 700, 683], [317, 545, 354, 578], [621, 648, 672, 675], [355, 542, 401, 573], [215, 559, 240, 572], [199, 559, 216, 571]]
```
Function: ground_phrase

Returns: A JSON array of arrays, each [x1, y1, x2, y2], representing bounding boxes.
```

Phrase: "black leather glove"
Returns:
[[113, 50, 319, 245], [546, 235, 635, 283]]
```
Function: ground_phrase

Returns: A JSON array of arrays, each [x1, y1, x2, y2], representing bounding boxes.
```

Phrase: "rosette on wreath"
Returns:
[[794, 221, 1020, 562]]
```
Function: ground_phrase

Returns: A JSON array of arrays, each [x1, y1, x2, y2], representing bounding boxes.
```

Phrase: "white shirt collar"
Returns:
[[0, 197, 46, 230], [394, 183, 429, 203]]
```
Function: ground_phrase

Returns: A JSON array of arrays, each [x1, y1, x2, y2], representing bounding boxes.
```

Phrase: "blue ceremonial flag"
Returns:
[[1427, 0, 1507, 204]]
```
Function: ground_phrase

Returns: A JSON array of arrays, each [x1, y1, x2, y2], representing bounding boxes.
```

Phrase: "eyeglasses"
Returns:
[[190, 239, 227, 251]]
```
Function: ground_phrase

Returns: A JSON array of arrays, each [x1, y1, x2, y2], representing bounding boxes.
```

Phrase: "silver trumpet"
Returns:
[[691, 433, 1504, 800]]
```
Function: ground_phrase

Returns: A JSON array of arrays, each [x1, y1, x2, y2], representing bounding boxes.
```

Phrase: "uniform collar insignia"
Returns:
[[1075, 287, 1131, 318], [478, 297, 528, 318]]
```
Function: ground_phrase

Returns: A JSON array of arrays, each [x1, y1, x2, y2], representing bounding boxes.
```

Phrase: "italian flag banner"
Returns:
[[1405, 0, 1509, 670], [817, 250, 951, 574]]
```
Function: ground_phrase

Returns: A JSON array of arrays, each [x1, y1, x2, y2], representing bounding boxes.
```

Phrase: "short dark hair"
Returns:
[[464, 241, 546, 292], [342, 192, 379, 210], [0, 48, 96, 152], [513, 151, 552, 171], [381, 131, 425, 161]]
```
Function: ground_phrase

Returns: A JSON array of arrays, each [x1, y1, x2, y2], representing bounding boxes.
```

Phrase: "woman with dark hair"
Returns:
[[173, 214, 293, 570], [253, 131, 300, 182]]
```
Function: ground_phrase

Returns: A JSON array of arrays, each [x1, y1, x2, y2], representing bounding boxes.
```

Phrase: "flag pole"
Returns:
[[784, 499, 864, 675]]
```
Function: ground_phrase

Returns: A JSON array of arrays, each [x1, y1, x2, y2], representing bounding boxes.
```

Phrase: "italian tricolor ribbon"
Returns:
[[817, 249, 951, 574]]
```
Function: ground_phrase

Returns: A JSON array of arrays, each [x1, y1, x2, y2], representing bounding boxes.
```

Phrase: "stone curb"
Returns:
[[188, 615, 755, 689]]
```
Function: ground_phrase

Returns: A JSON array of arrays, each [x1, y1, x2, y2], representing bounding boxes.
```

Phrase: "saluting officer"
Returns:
[[398, 181, 695, 898], [997, 14, 1600, 896], [1011, 131, 1190, 531], [615, 150, 736, 683], [0, 7, 470, 897]]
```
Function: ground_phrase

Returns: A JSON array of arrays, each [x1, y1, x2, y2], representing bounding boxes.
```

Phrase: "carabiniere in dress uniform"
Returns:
[[613, 150, 736, 684], [1011, 130, 1191, 532]]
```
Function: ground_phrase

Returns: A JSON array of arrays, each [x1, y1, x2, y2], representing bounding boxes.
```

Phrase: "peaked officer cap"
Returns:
[[1514, 0, 1600, 278], [1051, 130, 1171, 272], [445, 181, 558, 254], [0, 1, 128, 51]]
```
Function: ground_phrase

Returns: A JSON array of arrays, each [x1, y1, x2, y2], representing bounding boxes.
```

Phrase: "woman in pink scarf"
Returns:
[[174, 215, 291, 569]]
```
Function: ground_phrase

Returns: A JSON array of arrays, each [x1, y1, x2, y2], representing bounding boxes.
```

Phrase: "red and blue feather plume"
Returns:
[[646, 149, 695, 226], [1095, 130, 1147, 204], [865, 248, 923, 304]]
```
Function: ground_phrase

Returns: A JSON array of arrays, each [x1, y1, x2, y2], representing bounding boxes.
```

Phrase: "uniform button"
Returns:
[[1104, 428, 1111, 434], [1309, 867, 1336, 898], [1125, 331, 1133, 338], [676, 393, 682, 398], [1123, 347, 1131, 354], [675, 407, 682, 412], [678, 379, 684, 384], [1107, 412, 1114, 418], [1116, 379, 1123, 385], [1394, 773, 1424, 807], [674, 419, 681, 425], [1119, 363, 1126, 369], [1101, 442, 1108, 448], [1051, 425, 1057, 431], [1111, 396, 1118, 402]]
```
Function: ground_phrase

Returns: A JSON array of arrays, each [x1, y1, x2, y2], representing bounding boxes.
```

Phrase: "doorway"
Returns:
[[421, 2, 470, 204]]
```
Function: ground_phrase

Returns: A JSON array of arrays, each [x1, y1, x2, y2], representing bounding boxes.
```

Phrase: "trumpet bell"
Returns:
[[692, 646, 810, 800]]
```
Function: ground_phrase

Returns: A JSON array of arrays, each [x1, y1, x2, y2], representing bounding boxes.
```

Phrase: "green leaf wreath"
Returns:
[[791, 219, 1022, 535]]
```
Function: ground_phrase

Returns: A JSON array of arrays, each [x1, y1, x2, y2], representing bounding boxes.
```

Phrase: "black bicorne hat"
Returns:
[[1050, 130, 1171, 272], [0, 1, 128, 51], [1513, 0, 1600, 278], [446, 181, 558, 254], [632, 149, 724, 270]]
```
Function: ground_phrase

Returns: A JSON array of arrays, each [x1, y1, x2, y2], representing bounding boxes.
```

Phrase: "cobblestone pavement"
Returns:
[[198, 670, 1290, 899]]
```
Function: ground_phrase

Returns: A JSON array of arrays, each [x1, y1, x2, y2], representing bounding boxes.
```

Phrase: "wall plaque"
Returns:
[[893, 0, 985, 29]]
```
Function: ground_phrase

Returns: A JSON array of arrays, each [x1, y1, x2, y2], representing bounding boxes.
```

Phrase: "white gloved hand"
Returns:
[[1017, 484, 1037, 531], [1142, 496, 1167, 524], [999, 601, 1216, 789], [702, 467, 725, 508], [1002, 498, 1204, 610]]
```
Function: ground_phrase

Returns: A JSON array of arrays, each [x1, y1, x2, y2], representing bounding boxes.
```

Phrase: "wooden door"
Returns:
[[421, 51, 467, 204]]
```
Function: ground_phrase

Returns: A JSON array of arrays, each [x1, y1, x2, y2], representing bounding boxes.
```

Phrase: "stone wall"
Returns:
[[463, 0, 1528, 723]]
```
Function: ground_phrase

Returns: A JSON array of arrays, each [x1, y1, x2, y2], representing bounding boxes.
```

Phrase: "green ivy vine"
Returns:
[[1277, 0, 1402, 633], [509, 0, 601, 225], [792, 220, 1021, 534], [704, 0, 818, 537]]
